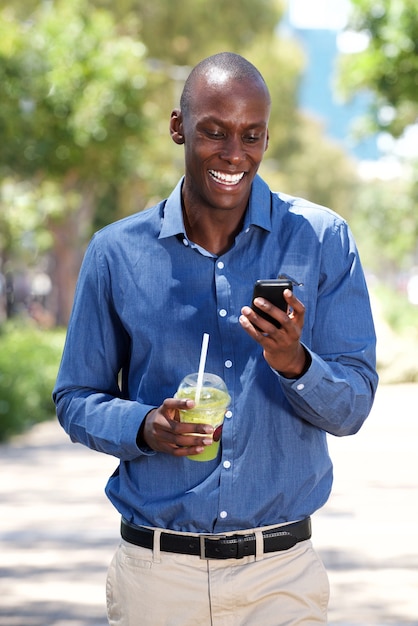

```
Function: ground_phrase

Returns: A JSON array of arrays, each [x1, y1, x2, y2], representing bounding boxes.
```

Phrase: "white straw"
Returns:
[[195, 333, 210, 403]]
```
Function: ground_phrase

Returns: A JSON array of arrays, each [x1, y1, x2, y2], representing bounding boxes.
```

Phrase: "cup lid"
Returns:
[[177, 372, 230, 404]]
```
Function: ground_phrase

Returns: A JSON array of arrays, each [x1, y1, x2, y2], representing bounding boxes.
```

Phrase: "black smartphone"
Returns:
[[251, 279, 293, 329]]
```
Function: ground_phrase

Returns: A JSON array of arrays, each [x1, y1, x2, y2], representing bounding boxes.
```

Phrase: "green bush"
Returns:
[[372, 284, 418, 384], [0, 322, 65, 441], [374, 283, 418, 338]]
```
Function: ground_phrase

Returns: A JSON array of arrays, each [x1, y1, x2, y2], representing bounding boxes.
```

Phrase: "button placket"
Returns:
[[213, 256, 236, 530]]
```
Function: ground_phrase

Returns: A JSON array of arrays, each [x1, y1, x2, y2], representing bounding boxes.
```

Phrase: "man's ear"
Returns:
[[265, 128, 269, 152], [170, 109, 185, 145]]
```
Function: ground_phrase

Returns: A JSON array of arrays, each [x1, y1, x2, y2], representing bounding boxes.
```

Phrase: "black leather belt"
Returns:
[[121, 517, 311, 560]]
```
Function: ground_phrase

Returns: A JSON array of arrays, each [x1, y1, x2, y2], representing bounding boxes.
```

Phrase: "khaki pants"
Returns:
[[106, 527, 329, 626]]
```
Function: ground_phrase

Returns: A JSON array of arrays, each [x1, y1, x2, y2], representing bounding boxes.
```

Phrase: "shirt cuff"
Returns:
[[273, 345, 312, 380], [136, 408, 157, 455], [274, 348, 327, 394]]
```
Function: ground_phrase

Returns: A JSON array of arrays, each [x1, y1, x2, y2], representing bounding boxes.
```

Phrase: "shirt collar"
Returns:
[[158, 174, 272, 240]]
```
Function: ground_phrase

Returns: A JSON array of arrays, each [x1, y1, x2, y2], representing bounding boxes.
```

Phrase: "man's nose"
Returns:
[[220, 136, 244, 164]]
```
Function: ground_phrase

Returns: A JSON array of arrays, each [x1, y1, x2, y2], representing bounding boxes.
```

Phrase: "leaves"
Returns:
[[0, 323, 65, 441], [0, 1, 149, 181], [337, 0, 418, 136]]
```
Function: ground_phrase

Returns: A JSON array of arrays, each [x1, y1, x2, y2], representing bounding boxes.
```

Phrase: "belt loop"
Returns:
[[255, 530, 264, 562], [152, 529, 162, 563]]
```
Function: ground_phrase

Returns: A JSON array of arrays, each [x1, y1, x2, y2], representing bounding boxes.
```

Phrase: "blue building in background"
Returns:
[[284, 0, 380, 162], [294, 28, 380, 161]]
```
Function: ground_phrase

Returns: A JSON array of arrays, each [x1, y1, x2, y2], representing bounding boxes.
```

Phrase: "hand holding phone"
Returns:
[[251, 279, 293, 329]]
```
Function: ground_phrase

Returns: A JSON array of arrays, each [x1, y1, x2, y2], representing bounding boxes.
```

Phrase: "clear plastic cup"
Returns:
[[175, 372, 230, 461]]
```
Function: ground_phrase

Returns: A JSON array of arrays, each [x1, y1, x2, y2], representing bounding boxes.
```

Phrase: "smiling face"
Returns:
[[171, 69, 270, 218]]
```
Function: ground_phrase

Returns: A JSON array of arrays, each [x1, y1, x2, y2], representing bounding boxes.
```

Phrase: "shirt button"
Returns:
[[296, 383, 305, 391], [225, 410, 232, 419], [220, 511, 228, 519], [223, 460, 231, 469], [217, 261, 225, 269], [219, 309, 227, 317], [225, 360, 232, 368], [182, 238, 189, 246]]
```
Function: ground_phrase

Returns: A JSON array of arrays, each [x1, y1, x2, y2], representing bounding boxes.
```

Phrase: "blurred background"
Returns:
[[1, 3, 418, 624]]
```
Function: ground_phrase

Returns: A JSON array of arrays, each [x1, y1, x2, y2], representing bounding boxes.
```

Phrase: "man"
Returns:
[[53, 52, 378, 625]]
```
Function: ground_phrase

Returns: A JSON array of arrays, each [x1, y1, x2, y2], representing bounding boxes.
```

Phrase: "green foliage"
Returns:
[[0, 323, 65, 441], [96, 0, 284, 66], [375, 282, 418, 337], [337, 0, 418, 137], [335, 0, 418, 281], [0, 178, 56, 264], [372, 282, 418, 384], [261, 114, 359, 221], [349, 174, 418, 275], [0, 0, 153, 323], [0, 0, 149, 183]]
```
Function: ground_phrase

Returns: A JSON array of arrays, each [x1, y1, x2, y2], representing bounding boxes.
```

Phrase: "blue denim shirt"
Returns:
[[53, 175, 378, 533]]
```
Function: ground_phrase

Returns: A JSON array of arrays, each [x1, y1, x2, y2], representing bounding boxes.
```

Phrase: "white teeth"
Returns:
[[209, 170, 244, 185]]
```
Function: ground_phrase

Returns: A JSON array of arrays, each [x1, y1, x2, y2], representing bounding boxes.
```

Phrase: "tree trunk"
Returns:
[[49, 184, 95, 326]]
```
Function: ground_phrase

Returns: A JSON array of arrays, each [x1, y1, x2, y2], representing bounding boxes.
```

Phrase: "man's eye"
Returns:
[[243, 135, 260, 143], [206, 131, 224, 139]]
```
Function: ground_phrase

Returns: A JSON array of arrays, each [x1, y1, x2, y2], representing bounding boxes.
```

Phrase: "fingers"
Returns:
[[239, 300, 289, 337], [239, 289, 308, 375], [285, 289, 305, 320], [142, 400, 214, 457], [240, 289, 305, 337]]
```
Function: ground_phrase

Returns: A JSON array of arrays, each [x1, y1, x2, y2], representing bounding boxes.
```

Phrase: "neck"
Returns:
[[182, 205, 245, 256]]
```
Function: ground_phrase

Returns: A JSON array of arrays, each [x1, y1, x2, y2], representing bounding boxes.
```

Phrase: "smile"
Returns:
[[208, 170, 245, 185]]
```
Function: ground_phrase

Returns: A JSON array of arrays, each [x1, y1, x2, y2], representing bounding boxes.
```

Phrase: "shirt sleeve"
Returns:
[[277, 219, 378, 437], [53, 236, 155, 461]]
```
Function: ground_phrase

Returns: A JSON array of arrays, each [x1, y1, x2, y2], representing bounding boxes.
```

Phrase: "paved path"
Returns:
[[1, 384, 418, 626]]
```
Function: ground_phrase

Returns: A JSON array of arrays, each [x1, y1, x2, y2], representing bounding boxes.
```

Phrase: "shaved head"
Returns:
[[180, 52, 271, 116]]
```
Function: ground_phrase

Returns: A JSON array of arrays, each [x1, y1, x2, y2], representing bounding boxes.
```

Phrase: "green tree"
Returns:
[[96, 0, 284, 66], [337, 0, 418, 137], [335, 0, 418, 278], [0, 1, 151, 323], [349, 175, 418, 275]]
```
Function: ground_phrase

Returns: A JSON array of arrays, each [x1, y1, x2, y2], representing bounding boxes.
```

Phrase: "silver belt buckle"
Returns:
[[199, 534, 225, 560]]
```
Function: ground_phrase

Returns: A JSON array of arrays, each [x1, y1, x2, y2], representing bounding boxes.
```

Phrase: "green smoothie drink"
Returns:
[[176, 372, 230, 461]]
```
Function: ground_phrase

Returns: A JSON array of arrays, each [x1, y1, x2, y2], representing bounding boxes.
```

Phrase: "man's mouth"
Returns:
[[208, 170, 245, 185]]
